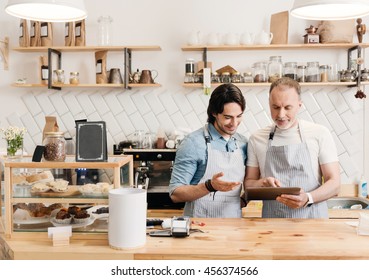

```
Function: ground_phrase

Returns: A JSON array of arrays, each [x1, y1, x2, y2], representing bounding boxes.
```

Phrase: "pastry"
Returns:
[[54, 209, 72, 224], [49, 179, 69, 192], [73, 209, 90, 224], [31, 182, 50, 192], [26, 170, 54, 183]]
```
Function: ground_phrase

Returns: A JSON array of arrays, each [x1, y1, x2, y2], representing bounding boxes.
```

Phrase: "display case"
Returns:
[[0, 155, 133, 239]]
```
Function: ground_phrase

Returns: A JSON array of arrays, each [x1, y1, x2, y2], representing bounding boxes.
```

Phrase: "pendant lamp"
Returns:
[[291, 0, 369, 20], [5, 0, 87, 22]]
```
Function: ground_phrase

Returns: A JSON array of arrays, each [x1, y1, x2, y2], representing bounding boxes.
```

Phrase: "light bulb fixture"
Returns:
[[5, 0, 87, 22], [291, 0, 369, 20]]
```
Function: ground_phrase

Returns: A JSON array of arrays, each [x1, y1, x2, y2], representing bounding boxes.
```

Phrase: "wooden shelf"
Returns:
[[11, 83, 162, 88], [182, 82, 369, 88], [13, 45, 161, 52], [182, 43, 369, 51]]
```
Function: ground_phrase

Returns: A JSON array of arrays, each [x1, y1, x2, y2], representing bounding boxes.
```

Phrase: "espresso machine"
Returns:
[[113, 146, 184, 209]]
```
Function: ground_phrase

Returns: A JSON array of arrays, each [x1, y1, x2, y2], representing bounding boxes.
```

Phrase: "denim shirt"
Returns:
[[169, 123, 248, 195]]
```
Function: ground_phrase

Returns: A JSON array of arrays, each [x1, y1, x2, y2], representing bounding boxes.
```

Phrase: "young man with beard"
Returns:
[[169, 83, 247, 218], [245, 77, 340, 218]]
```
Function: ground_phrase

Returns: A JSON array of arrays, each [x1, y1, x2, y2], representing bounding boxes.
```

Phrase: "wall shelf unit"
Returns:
[[12, 45, 162, 90]]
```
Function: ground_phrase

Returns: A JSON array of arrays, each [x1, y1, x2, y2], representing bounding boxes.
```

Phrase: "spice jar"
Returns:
[[319, 65, 329, 82], [43, 132, 66, 162], [69, 72, 80, 85], [211, 72, 220, 83], [242, 72, 253, 83], [297, 65, 306, 82], [231, 71, 242, 83], [283, 62, 297, 80], [252, 62, 267, 82], [53, 69, 65, 84], [221, 72, 231, 83], [267, 56, 283, 83], [306, 62, 320, 82]]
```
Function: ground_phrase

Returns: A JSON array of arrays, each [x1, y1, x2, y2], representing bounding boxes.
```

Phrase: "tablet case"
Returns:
[[75, 121, 107, 162], [247, 187, 301, 200]]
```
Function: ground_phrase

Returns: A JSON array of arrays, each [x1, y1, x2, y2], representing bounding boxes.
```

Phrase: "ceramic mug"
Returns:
[[255, 31, 273, 45], [108, 68, 123, 84], [139, 70, 158, 84]]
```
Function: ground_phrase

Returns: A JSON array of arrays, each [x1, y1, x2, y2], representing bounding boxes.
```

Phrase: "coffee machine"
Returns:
[[113, 146, 184, 209]]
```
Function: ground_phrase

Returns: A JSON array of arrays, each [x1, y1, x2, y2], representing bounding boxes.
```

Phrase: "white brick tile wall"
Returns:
[[144, 92, 165, 115], [158, 92, 179, 116], [131, 91, 151, 115], [325, 111, 347, 135], [339, 131, 361, 156], [142, 111, 160, 133], [20, 112, 39, 137], [339, 152, 359, 177], [246, 94, 264, 115], [21, 94, 42, 116], [49, 93, 69, 116], [63, 94, 83, 116], [129, 111, 149, 132], [104, 112, 123, 137], [116, 111, 135, 136], [173, 90, 194, 115], [170, 111, 189, 130], [301, 91, 321, 115], [331, 132, 345, 156], [312, 111, 333, 131], [7, 112, 24, 128], [157, 111, 176, 134], [340, 109, 362, 135], [327, 89, 349, 114], [76, 94, 96, 116], [254, 111, 272, 129], [87, 111, 102, 121], [33, 112, 46, 131], [103, 91, 123, 116], [117, 92, 137, 115], [184, 111, 202, 131], [60, 112, 78, 138], [313, 90, 335, 114], [90, 92, 111, 116], [36, 92, 56, 115], [186, 92, 206, 115], [243, 111, 261, 133]]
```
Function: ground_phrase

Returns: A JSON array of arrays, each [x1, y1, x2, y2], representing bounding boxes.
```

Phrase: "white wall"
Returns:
[[0, 0, 369, 184]]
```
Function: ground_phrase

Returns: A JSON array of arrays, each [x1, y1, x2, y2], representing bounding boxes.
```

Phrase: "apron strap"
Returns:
[[268, 121, 305, 145]]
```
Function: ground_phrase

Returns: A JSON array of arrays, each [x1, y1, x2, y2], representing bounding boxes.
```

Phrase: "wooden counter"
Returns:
[[1, 218, 369, 260]]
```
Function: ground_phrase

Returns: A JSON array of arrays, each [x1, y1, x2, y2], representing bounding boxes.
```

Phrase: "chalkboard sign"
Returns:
[[76, 121, 107, 162]]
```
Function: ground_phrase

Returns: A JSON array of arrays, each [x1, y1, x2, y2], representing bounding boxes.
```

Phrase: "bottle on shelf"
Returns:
[[358, 175, 368, 198]]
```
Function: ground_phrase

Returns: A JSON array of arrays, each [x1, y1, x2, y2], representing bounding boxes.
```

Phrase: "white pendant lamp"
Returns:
[[291, 0, 369, 20], [5, 0, 87, 22]]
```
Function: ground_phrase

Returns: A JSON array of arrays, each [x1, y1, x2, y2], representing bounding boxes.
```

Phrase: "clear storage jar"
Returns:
[[306, 62, 320, 82], [221, 72, 231, 83], [252, 62, 267, 82], [319, 65, 329, 82], [43, 132, 66, 162], [297, 65, 306, 82], [231, 71, 242, 83], [53, 69, 65, 84], [267, 56, 283, 83], [283, 62, 297, 80], [69, 72, 80, 85]]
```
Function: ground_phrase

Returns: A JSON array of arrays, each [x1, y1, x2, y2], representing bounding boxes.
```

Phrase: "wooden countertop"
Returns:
[[1, 218, 369, 260]]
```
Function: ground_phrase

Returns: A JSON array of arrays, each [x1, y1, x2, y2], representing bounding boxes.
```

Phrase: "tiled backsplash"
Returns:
[[2, 85, 364, 184]]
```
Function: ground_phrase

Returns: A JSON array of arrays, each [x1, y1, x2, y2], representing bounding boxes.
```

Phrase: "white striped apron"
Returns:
[[262, 122, 328, 218], [189, 124, 245, 218]]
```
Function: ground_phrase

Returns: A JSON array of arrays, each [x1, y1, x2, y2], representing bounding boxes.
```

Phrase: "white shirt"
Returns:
[[247, 119, 338, 183]]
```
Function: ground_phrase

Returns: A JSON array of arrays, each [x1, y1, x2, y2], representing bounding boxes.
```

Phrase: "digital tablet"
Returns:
[[246, 187, 301, 200]]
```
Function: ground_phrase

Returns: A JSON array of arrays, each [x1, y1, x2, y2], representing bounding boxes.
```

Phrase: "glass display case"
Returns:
[[0, 155, 133, 239]]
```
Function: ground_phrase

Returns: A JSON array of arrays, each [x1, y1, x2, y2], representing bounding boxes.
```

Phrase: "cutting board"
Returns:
[[270, 11, 289, 44], [31, 185, 80, 197]]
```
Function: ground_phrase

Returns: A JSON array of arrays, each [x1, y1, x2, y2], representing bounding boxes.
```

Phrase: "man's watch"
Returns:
[[305, 192, 314, 207]]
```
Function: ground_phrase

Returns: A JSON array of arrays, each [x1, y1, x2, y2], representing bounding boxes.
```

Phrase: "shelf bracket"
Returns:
[[347, 45, 363, 88], [0, 37, 9, 70], [124, 48, 132, 90], [48, 48, 62, 90], [202, 47, 208, 68]]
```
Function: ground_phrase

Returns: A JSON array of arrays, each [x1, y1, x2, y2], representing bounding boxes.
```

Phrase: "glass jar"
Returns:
[[185, 58, 195, 75], [69, 72, 80, 85], [184, 73, 195, 83], [97, 15, 113, 46], [242, 72, 253, 83], [361, 68, 369, 81], [297, 65, 306, 82], [53, 69, 65, 84], [252, 62, 267, 82], [231, 71, 242, 83], [211, 72, 220, 83], [283, 62, 297, 80], [195, 72, 203, 83], [267, 56, 283, 83], [306, 62, 320, 82], [319, 65, 330, 82], [221, 72, 231, 83], [43, 132, 66, 162]]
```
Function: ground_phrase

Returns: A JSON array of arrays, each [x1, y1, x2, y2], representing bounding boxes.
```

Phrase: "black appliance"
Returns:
[[114, 146, 184, 210]]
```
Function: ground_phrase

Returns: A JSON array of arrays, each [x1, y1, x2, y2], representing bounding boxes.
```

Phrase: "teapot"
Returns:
[[240, 32, 255, 45], [139, 69, 158, 84], [207, 32, 221, 45], [187, 30, 201, 45], [255, 30, 273, 45], [225, 33, 239, 45]]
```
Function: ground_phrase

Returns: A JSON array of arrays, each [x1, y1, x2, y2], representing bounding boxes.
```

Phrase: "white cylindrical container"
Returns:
[[108, 188, 147, 250]]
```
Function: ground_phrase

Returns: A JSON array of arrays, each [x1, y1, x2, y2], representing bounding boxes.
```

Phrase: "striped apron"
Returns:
[[190, 125, 245, 218], [262, 123, 328, 218]]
